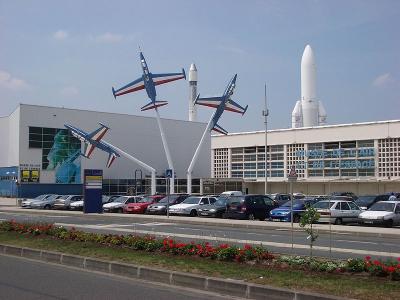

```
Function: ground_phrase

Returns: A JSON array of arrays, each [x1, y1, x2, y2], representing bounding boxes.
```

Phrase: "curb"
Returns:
[[0, 243, 348, 300]]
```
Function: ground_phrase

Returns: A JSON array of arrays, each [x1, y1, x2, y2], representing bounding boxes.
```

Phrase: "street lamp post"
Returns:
[[262, 83, 269, 195]]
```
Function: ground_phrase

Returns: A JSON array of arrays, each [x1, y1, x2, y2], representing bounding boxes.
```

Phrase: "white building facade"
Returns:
[[212, 120, 400, 195], [0, 104, 211, 196]]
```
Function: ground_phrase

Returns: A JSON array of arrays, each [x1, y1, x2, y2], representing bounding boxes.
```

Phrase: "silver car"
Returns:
[[30, 194, 61, 209], [313, 198, 361, 225], [21, 194, 56, 208], [53, 195, 83, 210]]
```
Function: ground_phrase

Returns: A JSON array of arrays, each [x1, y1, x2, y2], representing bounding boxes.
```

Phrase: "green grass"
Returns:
[[0, 232, 399, 299]]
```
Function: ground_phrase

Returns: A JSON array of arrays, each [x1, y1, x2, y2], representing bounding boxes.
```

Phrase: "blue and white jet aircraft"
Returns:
[[195, 74, 248, 135], [112, 52, 186, 111], [64, 123, 120, 168]]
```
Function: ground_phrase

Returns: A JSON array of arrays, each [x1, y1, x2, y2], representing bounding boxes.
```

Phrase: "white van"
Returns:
[[219, 191, 243, 197]]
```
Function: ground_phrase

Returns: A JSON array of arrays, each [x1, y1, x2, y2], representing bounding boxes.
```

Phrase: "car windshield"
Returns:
[[159, 195, 180, 204], [137, 197, 153, 203], [182, 197, 201, 204], [113, 196, 128, 203], [281, 200, 305, 207], [355, 196, 376, 207], [34, 195, 48, 200], [58, 195, 71, 200], [268, 194, 277, 200], [369, 202, 395, 212], [47, 195, 59, 200], [215, 198, 228, 206], [313, 201, 335, 209]]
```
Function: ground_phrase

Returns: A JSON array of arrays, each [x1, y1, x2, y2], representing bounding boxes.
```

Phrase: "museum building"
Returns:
[[211, 120, 400, 195], [0, 104, 212, 197]]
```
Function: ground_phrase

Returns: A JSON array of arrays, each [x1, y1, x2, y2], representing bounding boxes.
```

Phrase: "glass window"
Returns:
[[270, 145, 284, 152], [340, 202, 350, 210], [348, 202, 358, 210], [244, 147, 256, 153]]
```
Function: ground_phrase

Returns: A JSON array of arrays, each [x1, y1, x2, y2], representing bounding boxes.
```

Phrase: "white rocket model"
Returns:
[[292, 45, 327, 128], [188, 63, 198, 121]]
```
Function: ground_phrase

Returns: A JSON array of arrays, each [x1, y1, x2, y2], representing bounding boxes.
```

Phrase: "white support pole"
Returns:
[[154, 108, 175, 194], [102, 141, 157, 195], [187, 114, 215, 194]]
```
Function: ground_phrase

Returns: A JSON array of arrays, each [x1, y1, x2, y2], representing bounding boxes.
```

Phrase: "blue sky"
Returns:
[[0, 0, 399, 131]]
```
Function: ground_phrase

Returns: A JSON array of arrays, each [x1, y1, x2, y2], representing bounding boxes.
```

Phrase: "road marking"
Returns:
[[54, 222, 400, 259]]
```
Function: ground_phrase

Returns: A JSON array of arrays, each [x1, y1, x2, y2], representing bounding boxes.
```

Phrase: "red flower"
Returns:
[[373, 260, 381, 266], [387, 266, 396, 273], [365, 256, 371, 261], [397, 257, 400, 262]]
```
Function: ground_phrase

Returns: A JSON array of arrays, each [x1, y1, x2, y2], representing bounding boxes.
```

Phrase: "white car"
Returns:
[[313, 198, 361, 225], [168, 196, 216, 217], [103, 196, 141, 213], [359, 201, 400, 227], [21, 194, 56, 208]]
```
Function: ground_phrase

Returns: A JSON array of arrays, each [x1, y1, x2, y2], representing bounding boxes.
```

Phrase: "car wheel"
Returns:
[[190, 210, 197, 217], [334, 218, 343, 225], [384, 219, 393, 228], [293, 215, 301, 223], [248, 213, 255, 221], [44, 205, 51, 210], [117, 208, 123, 213]]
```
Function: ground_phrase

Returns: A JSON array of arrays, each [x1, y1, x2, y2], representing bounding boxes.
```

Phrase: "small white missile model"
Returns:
[[292, 45, 327, 128], [188, 63, 198, 121]]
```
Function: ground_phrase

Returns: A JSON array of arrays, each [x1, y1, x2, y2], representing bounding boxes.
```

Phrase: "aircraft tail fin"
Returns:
[[212, 123, 228, 135], [106, 152, 117, 168], [141, 100, 168, 111]]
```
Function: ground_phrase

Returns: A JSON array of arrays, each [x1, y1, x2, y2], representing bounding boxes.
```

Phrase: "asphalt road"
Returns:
[[0, 210, 399, 260], [0, 255, 238, 300]]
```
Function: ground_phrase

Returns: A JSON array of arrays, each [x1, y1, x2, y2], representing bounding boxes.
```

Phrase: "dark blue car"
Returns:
[[269, 197, 322, 222]]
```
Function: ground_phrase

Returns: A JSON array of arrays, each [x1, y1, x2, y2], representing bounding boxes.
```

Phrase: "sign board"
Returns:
[[165, 169, 173, 178], [288, 165, 298, 182], [20, 164, 41, 183], [83, 169, 103, 213]]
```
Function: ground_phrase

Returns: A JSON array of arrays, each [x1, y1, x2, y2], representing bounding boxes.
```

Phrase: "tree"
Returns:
[[299, 206, 320, 260]]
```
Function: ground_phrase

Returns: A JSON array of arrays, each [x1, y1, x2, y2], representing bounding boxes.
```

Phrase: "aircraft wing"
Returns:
[[194, 95, 223, 109], [151, 69, 186, 86], [112, 76, 145, 98], [225, 99, 248, 115], [83, 143, 96, 158], [87, 123, 109, 142]]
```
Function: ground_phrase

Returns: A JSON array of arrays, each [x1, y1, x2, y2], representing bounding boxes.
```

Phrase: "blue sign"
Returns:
[[295, 148, 375, 159], [83, 169, 103, 213], [165, 169, 173, 178]]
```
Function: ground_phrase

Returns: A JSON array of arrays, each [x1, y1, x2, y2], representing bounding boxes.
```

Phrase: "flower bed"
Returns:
[[1, 220, 399, 280]]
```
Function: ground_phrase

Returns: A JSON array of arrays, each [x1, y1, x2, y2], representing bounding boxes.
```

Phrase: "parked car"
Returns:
[[30, 194, 61, 209], [224, 194, 276, 221], [270, 197, 320, 222], [21, 194, 56, 208], [168, 196, 217, 217], [103, 196, 141, 213], [330, 192, 358, 201], [359, 201, 400, 227], [123, 195, 164, 214], [313, 198, 361, 225], [197, 197, 229, 218], [146, 194, 189, 215], [219, 191, 243, 197], [70, 195, 120, 211], [268, 193, 291, 206], [355, 194, 390, 210], [53, 195, 83, 210]]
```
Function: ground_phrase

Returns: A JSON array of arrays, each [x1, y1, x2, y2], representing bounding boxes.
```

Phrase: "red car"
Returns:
[[123, 195, 165, 214]]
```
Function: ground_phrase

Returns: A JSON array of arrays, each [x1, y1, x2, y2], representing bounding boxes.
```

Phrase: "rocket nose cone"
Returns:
[[189, 63, 197, 71], [302, 44, 315, 66]]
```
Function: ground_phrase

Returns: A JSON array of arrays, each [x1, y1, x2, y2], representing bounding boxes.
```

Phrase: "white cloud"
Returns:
[[60, 86, 79, 97], [0, 70, 30, 90], [372, 73, 395, 88], [53, 30, 69, 40], [94, 32, 124, 43]]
